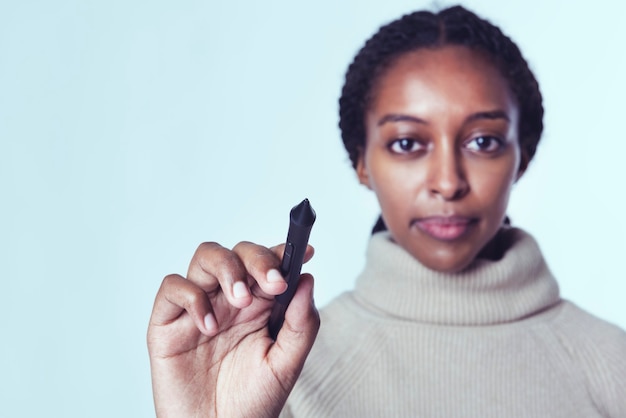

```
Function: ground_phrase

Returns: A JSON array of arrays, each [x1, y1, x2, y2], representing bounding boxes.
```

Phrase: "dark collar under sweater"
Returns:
[[353, 227, 561, 326]]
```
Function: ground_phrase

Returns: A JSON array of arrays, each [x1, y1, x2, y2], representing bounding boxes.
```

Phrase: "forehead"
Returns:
[[369, 45, 517, 115]]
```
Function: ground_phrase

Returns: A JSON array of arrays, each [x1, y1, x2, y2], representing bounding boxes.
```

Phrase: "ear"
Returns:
[[356, 150, 372, 189], [515, 147, 530, 182]]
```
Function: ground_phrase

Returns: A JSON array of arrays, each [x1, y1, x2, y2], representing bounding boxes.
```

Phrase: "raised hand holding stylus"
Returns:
[[147, 202, 319, 417]]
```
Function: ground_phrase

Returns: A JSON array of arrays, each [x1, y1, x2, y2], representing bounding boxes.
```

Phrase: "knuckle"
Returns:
[[192, 242, 243, 274], [213, 249, 246, 279], [189, 242, 223, 272], [195, 241, 223, 255], [161, 273, 183, 289], [220, 248, 244, 267], [234, 240, 269, 257], [232, 240, 254, 251], [234, 241, 279, 267]]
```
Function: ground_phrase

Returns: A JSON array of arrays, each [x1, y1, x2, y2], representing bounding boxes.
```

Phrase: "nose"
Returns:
[[427, 145, 469, 201]]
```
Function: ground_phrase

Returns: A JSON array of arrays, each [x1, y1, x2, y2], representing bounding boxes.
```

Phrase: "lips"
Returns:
[[412, 216, 477, 241]]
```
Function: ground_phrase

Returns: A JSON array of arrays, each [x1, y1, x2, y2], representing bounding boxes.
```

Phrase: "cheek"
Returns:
[[370, 169, 404, 210], [366, 158, 415, 214], [469, 158, 519, 214]]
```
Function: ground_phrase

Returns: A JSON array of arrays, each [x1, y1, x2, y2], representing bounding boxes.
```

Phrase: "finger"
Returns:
[[267, 274, 320, 386], [150, 274, 218, 336], [270, 244, 315, 265], [187, 242, 252, 309], [232, 241, 288, 297]]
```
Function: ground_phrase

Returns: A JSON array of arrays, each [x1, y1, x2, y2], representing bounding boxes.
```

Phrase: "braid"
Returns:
[[439, 7, 544, 161], [339, 5, 544, 169], [339, 11, 442, 168]]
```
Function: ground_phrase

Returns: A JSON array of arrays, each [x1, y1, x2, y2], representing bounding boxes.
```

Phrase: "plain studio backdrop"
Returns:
[[1, 0, 625, 416]]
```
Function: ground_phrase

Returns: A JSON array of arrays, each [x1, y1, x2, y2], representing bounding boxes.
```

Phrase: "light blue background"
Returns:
[[1, 0, 625, 416]]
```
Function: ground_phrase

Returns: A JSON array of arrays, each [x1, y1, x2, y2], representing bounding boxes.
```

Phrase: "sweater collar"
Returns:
[[353, 228, 561, 326]]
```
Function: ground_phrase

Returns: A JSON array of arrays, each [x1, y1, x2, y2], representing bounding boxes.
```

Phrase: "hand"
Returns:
[[147, 241, 320, 418]]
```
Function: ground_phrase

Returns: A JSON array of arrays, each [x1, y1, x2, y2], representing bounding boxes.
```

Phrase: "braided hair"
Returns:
[[338, 5, 543, 233]]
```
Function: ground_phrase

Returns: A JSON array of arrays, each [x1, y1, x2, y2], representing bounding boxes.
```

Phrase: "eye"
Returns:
[[465, 135, 503, 153], [388, 138, 425, 154]]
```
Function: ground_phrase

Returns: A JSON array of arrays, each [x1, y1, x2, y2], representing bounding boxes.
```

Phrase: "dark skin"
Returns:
[[358, 46, 529, 272], [147, 242, 319, 417], [147, 45, 530, 417]]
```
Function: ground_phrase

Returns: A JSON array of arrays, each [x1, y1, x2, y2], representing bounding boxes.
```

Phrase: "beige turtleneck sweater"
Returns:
[[281, 228, 626, 417]]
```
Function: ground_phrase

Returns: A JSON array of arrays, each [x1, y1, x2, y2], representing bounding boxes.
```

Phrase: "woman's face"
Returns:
[[358, 45, 526, 272]]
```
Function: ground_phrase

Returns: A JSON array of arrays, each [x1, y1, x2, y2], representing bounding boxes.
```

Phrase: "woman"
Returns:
[[147, 5, 626, 417]]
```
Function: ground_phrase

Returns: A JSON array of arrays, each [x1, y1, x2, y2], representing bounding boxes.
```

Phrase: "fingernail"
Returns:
[[204, 313, 217, 333], [233, 281, 249, 299], [266, 269, 284, 283]]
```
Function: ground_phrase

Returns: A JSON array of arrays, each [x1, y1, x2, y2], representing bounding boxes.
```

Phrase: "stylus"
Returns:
[[268, 198, 316, 340]]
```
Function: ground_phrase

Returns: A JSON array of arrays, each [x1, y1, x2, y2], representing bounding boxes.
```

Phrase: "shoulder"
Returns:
[[551, 301, 626, 417], [553, 301, 626, 354]]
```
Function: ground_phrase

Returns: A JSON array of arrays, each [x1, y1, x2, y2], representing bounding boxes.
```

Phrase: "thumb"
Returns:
[[267, 274, 320, 387]]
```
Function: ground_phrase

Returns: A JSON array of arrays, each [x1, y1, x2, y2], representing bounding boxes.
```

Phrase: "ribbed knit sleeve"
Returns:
[[552, 303, 626, 418]]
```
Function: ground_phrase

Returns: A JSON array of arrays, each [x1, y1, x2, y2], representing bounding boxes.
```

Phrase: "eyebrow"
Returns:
[[377, 114, 426, 126], [466, 110, 510, 123], [377, 110, 510, 127]]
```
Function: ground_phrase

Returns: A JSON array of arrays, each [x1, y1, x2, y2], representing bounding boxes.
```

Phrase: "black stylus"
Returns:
[[268, 199, 316, 340]]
